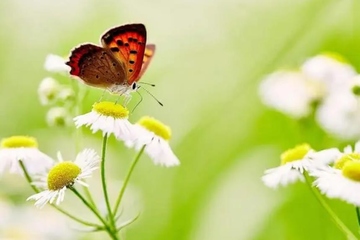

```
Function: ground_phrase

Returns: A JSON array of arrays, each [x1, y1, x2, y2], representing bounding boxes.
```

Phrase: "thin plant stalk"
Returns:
[[70, 187, 118, 240], [356, 207, 360, 232], [100, 134, 116, 232], [73, 84, 96, 208], [113, 145, 145, 216], [304, 172, 358, 240]]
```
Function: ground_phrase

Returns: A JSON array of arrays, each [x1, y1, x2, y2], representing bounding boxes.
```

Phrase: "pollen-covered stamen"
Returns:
[[280, 143, 311, 165], [47, 161, 81, 191], [138, 116, 171, 141], [334, 153, 360, 170], [342, 161, 360, 181], [92, 101, 129, 119], [1, 136, 38, 148]]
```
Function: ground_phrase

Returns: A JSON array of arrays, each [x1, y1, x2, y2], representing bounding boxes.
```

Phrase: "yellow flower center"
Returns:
[[47, 161, 81, 190], [342, 161, 360, 181], [334, 153, 360, 169], [138, 116, 171, 141], [1, 136, 38, 148], [280, 143, 311, 165], [92, 101, 129, 119], [322, 52, 348, 64]]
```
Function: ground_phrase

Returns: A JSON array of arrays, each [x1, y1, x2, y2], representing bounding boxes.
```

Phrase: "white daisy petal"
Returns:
[[44, 54, 71, 73], [316, 89, 360, 140], [259, 70, 323, 119], [261, 144, 333, 188], [344, 145, 353, 154], [262, 164, 304, 189], [74, 102, 135, 141], [145, 137, 180, 167], [306, 148, 341, 172], [0, 137, 54, 176], [313, 167, 360, 206], [126, 117, 180, 167], [301, 53, 356, 94]]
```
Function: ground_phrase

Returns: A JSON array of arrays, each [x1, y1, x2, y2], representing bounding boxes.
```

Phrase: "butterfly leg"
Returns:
[[131, 91, 143, 113], [123, 94, 132, 107], [98, 89, 107, 102]]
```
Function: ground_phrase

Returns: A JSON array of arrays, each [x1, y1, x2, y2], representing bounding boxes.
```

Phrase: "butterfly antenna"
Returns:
[[138, 82, 156, 87], [132, 91, 143, 113], [138, 86, 163, 106]]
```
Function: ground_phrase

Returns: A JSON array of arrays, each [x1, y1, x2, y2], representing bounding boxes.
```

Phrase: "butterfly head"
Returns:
[[107, 81, 139, 96]]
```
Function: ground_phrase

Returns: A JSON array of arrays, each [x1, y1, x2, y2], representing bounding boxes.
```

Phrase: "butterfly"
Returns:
[[66, 23, 155, 96]]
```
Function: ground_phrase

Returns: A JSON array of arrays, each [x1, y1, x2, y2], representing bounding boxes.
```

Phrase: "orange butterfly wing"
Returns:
[[135, 44, 156, 81], [66, 44, 127, 88], [101, 24, 146, 85]]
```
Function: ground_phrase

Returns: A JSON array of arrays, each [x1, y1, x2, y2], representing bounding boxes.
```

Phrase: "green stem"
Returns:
[[52, 205, 102, 229], [101, 134, 116, 232], [73, 84, 96, 208], [304, 172, 358, 240], [113, 145, 145, 216], [70, 187, 118, 240], [356, 207, 360, 229], [19, 160, 40, 193], [83, 187, 97, 209], [19, 160, 101, 228]]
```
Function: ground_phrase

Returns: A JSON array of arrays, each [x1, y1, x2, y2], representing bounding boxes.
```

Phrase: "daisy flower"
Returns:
[[27, 149, 100, 208], [316, 76, 360, 140], [312, 141, 360, 206], [57, 87, 75, 102], [74, 101, 135, 140], [0, 136, 53, 175], [44, 54, 71, 73], [301, 52, 356, 94], [46, 107, 73, 127], [126, 116, 180, 167], [38, 77, 62, 105], [259, 70, 323, 119], [262, 143, 340, 189]]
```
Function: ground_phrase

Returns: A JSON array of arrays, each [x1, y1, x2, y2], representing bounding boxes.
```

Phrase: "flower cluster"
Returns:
[[20, 100, 180, 209], [263, 142, 360, 207], [74, 101, 180, 167], [259, 53, 360, 140], [0, 52, 181, 239], [38, 54, 74, 127]]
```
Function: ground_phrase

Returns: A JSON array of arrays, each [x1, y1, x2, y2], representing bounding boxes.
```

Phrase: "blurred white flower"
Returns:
[[316, 76, 360, 140], [38, 77, 62, 105], [312, 143, 360, 206], [259, 70, 323, 119], [74, 101, 135, 140], [0, 136, 53, 175], [301, 53, 356, 94], [44, 54, 70, 73], [0, 198, 77, 239], [126, 116, 180, 167], [46, 107, 73, 127], [262, 144, 338, 189], [27, 149, 100, 208], [58, 87, 75, 102]]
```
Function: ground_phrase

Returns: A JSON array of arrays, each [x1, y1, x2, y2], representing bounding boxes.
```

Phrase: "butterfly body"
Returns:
[[66, 23, 155, 96]]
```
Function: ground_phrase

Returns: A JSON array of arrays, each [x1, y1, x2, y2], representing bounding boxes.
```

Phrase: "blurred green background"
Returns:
[[0, 0, 359, 239]]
